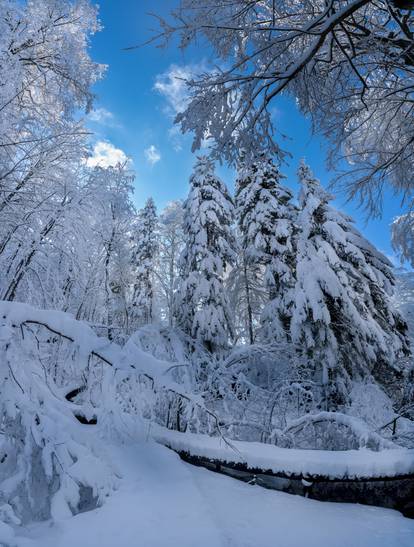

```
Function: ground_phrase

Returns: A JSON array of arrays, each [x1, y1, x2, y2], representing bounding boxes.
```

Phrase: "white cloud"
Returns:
[[154, 64, 206, 116], [87, 107, 115, 125], [144, 145, 161, 165], [86, 141, 129, 168], [155, 63, 210, 151]]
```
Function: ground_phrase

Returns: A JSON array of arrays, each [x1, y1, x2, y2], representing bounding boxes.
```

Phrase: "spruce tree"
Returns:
[[291, 161, 409, 410], [131, 198, 158, 327], [176, 156, 236, 353], [235, 154, 296, 343]]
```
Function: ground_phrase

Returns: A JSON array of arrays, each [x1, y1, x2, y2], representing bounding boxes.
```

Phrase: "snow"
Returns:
[[176, 155, 236, 350], [153, 427, 414, 480], [9, 440, 414, 547], [0, 300, 203, 403]]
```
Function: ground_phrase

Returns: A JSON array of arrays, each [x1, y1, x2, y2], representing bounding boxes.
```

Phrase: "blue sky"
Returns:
[[86, 0, 406, 265]]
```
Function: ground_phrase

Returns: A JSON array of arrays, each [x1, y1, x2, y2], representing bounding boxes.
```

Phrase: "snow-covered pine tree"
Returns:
[[176, 156, 236, 353], [291, 161, 409, 410], [234, 154, 296, 343], [131, 198, 158, 327], [226, 237, 264, 345]]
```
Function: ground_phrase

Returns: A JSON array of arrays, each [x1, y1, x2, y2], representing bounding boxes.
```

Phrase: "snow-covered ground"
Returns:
[[9, 440, 414, 547]]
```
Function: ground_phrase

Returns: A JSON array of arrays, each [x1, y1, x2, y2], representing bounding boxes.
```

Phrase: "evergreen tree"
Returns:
[[235, 155, 296, 343], [226, 238, 264, 345], [131, 198, 158, 327], [176, 156, 236, 353], [291, 161, 409, 410]]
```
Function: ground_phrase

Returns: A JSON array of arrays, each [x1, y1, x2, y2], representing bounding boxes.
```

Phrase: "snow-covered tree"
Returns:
[[156, 1, 414, 214], [157, 200, 185, 326], [235, 155, 296, 343], [131, 198, 159, 328], [291, 161, 409, 410], [0, 0, 102, 232], [83, 163, 136, 339], [226, 241, 264, 345], [176, 156, 236, 353], [0, 0, 103, 309], [392, 211, 414, 268]]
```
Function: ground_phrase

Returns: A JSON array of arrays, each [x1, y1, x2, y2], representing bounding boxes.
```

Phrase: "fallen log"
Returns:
[[171, 448, 414, 518], [154, 427, 414, 518]]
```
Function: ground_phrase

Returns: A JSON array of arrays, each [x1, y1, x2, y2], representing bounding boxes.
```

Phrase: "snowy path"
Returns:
[[15, 441, 414, 547]]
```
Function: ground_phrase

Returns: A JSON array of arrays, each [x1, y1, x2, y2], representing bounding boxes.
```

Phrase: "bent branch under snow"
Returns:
[[0, 300, 230, 443]]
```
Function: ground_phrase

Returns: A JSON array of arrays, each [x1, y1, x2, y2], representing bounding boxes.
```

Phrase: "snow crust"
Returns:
[[153, 427, 414, 480]]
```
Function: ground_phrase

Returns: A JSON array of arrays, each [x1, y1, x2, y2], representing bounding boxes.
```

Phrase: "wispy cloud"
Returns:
[[87, 107, 120, 128], [145, 145, 161, 166], [86, 141, 129, 168], [154, 64, 195, 116], [155, 63, 209, 152]]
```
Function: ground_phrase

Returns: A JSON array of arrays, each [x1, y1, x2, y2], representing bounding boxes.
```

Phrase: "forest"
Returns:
[[0, 1, 414, 546]]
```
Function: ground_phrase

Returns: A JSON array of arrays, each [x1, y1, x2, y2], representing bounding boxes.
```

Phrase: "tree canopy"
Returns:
[[156, 0, 414, 215]]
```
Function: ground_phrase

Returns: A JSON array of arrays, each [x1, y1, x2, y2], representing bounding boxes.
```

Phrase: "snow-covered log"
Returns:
[[156, 426, 414, 515], [153, 427, 414, 481]]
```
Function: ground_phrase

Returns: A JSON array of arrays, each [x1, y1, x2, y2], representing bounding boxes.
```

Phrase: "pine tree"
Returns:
[[176, 156, 236, 353], [131, 198, 158, 327], [226, 238, 264, 345], [235, 154, 296, 343], [291, 161, 409, 410]]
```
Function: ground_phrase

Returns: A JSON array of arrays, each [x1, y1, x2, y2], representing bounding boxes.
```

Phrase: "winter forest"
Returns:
[[1, 1, 414, 546]]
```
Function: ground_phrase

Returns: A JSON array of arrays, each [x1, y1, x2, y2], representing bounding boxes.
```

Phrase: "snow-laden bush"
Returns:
[[0, 314, 118, 525], [349, 382, 395, 432], [279, 412, 396, 451], [122, 325, 411, 450], [0, 298, 410, 536], [0, 304, 197, 527], [127, 324, 191, 365], [0, 302, 232, 530], [115, 325, 212, 435], [118, 324, 414, 451]]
